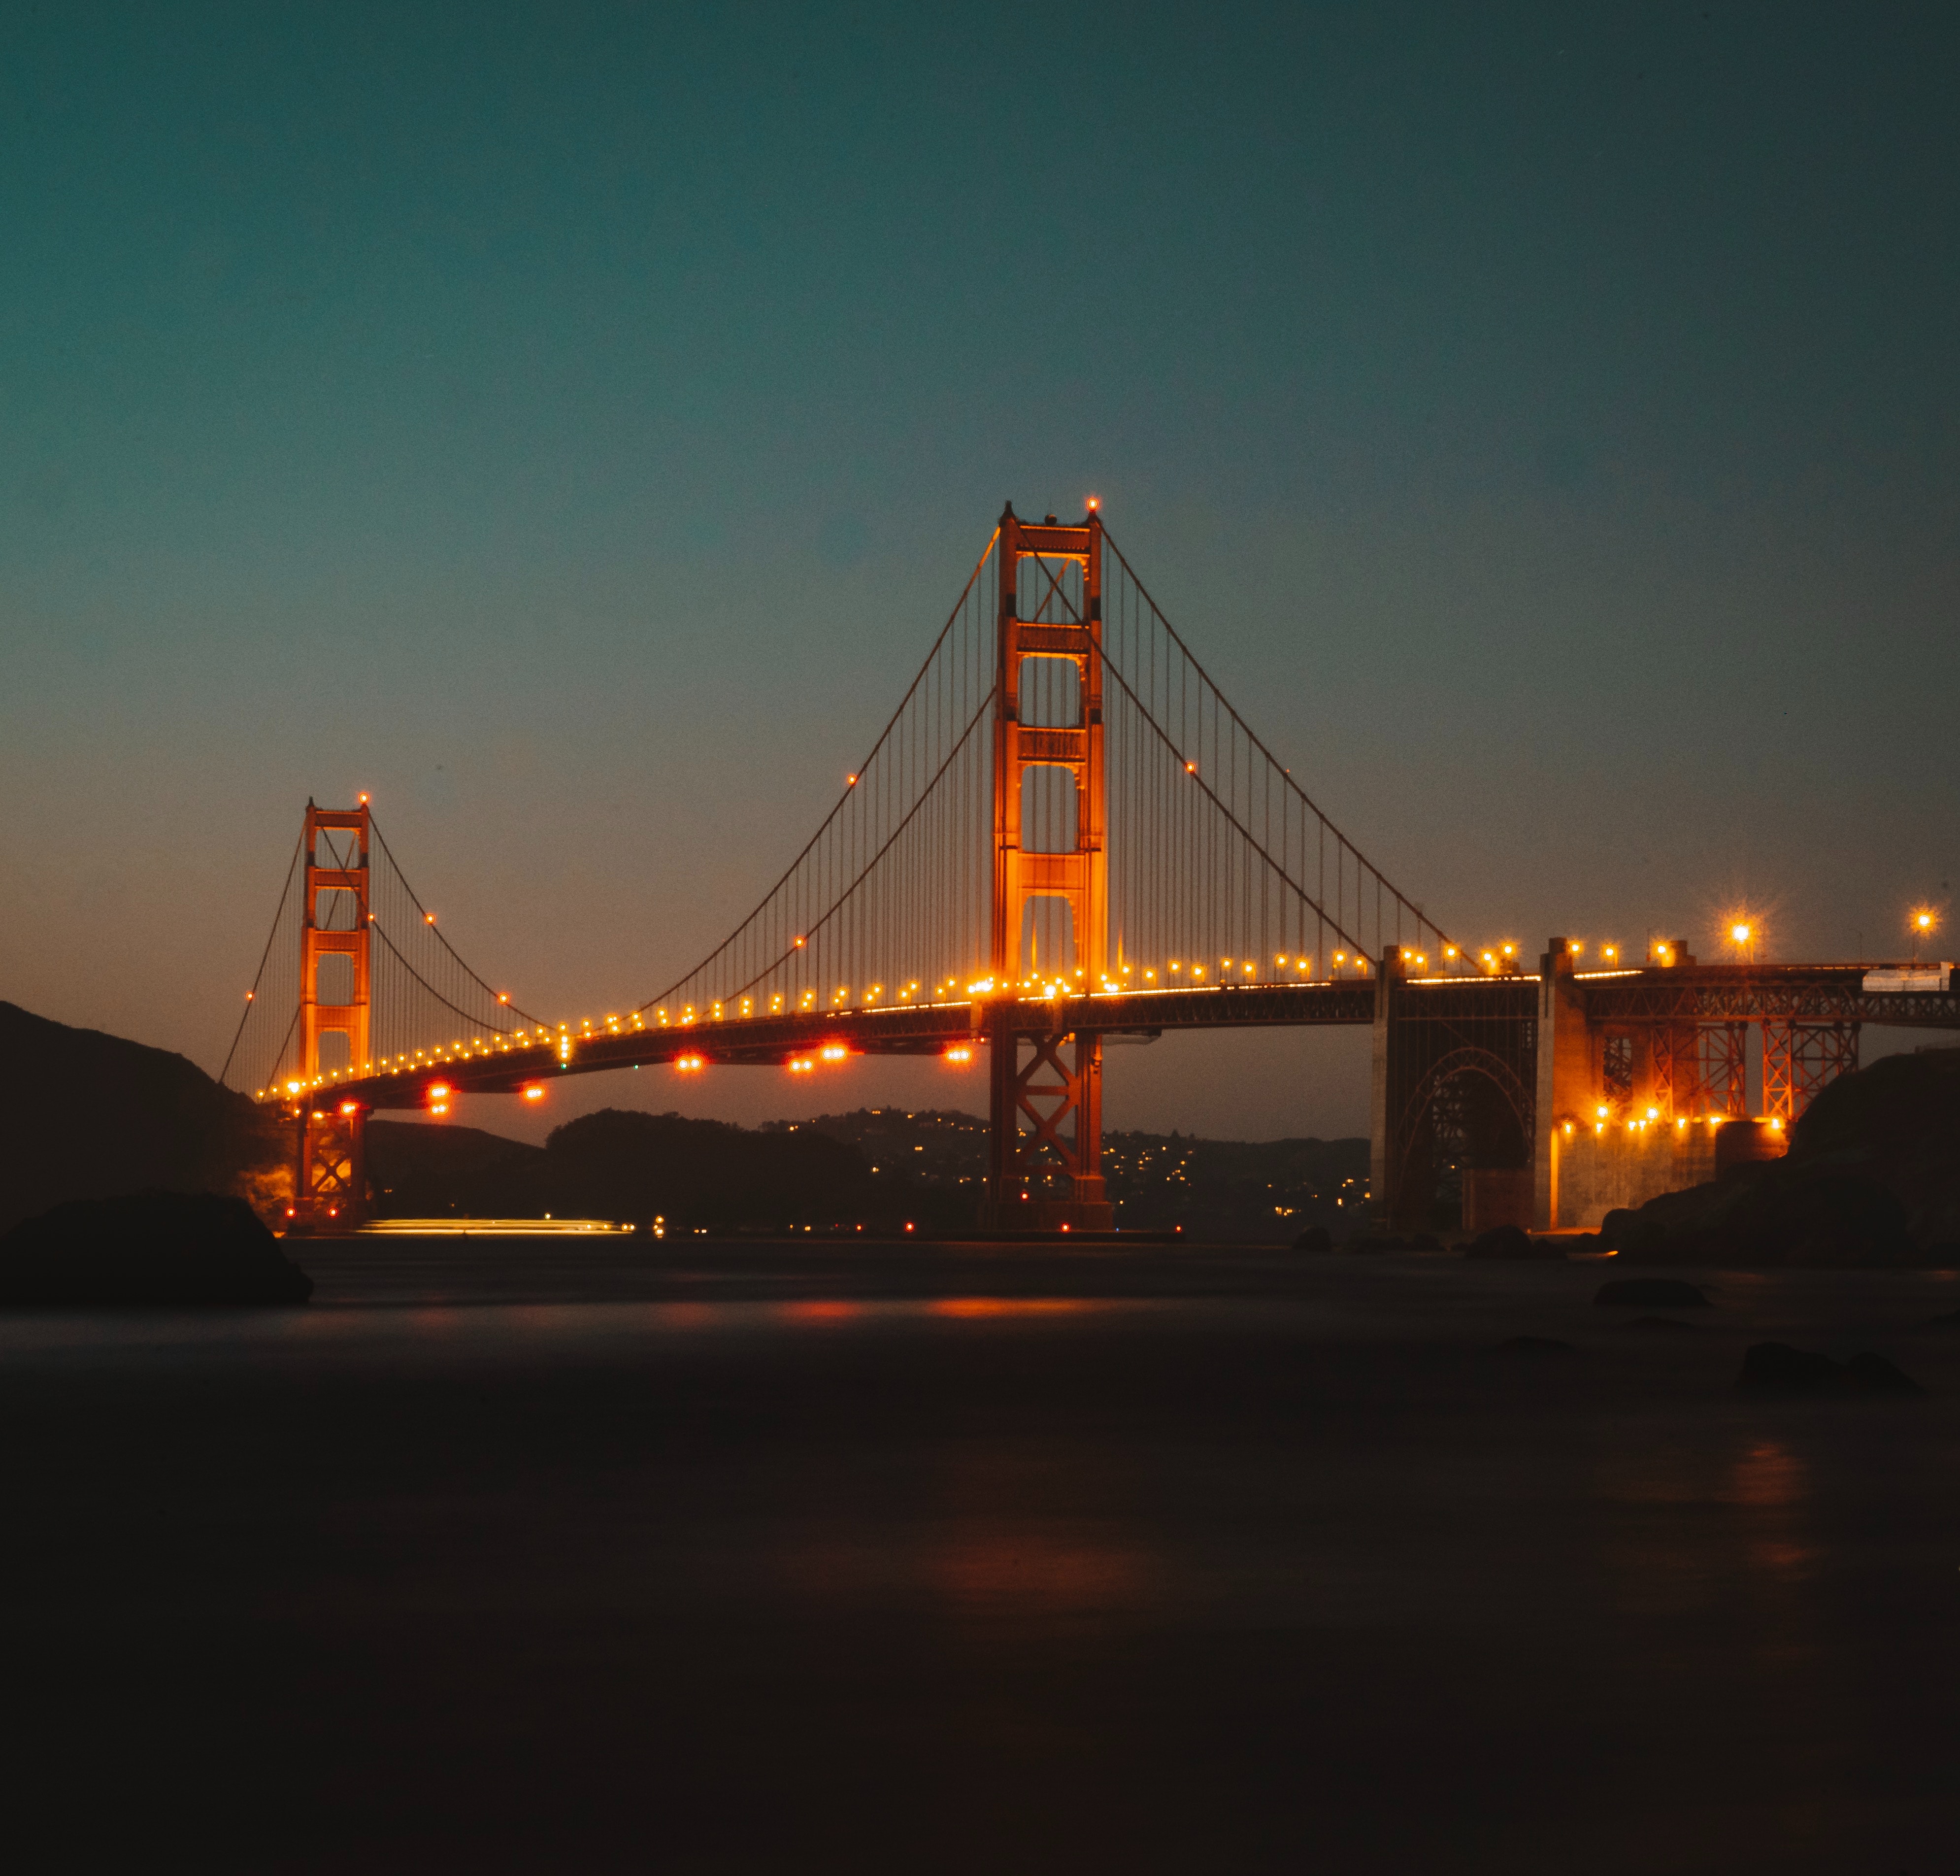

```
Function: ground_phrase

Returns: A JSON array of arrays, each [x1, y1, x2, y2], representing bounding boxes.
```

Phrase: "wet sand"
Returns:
[[2, 1240, 1956, 1871]]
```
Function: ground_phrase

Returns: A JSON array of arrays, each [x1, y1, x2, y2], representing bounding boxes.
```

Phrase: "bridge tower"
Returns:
[[984, 504, 1114, 1231], [292, 799, 372, 1230]]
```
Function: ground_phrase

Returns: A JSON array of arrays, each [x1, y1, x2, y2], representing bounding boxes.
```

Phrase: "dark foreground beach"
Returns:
[[3, 1239, 1955, 1872]]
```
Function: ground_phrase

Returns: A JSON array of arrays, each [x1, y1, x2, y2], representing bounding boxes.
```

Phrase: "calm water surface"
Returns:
[[3, 1241, 1955, 1871]]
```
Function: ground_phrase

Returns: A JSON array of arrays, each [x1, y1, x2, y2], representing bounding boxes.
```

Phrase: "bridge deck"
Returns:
[[311, 980, 1379, 1109], [287, 965, 1960, 1112]]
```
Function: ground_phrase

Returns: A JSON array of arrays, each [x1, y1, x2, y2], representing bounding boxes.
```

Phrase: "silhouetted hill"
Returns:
[[770, 1107, 1370, 1240], [371, 1108, 956, 1232], [0, 1002, 285, 1232], [368, 1119, 545, 1215], [0, 998, 1373, 1241]]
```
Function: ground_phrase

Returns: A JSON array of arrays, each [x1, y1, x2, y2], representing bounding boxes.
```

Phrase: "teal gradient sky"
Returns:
[[4, 3, 1956, 1140]]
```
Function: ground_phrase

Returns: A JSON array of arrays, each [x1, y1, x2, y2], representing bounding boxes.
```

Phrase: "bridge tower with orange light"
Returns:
[[984, 503, 1114, 1230], [292, 798, 373, 1230]]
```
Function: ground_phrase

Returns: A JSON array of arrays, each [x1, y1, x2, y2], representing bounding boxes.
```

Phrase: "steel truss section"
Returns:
[[1586, 967, 1960, 1030], [1649, 1023, 1700, 1117], [1762, 1019, 1860, 1123], [1701, 1022, 1750, 1117], [983, 1009, 1112, 1229], [1601, 1033, 1634, 1107]]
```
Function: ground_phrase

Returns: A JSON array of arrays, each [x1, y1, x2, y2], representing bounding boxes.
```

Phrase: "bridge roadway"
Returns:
[[304, 961, 1960, 1114], [321, 980, 1379, 1110]]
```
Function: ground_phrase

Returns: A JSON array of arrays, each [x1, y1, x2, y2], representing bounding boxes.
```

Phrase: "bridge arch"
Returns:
[[1390, 1045, 1535, 1236]]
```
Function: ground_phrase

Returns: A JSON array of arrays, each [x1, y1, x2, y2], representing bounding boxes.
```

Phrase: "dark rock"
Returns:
[[1767, 1174, 1915, 1268], [1739, 1340, 1921, 1397], [1465, 1224, 1533, 1260], [1622, 1220, 1667, 1256], [1716, 1117, 1788, 1173], [1793, 1045, 1960, 1166], [1739, 1343, 1840, 1390], [0, 1193, 313, 1306], [1595, 1277, 1710, 1308], [1601, 1049, 1960, 1264], [1290, 1226, 1333, 1254], [1601, 1206, 1665, 1256], [1840, 1351, 1922, 1396], [1625, 1315, 1695, 1332], [1496, 1335, 1575, 1355], [1611, 1156, 1917, 1270], [1598, 1207, 1636, 1249], [1464, 1225, 1567, 1261], [1928, 1308, 1960, 1328]]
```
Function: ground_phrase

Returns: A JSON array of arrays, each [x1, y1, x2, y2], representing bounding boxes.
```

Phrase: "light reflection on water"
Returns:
[[0, 1293, 1162, 1365], [0, 1248, 1950, 1866]]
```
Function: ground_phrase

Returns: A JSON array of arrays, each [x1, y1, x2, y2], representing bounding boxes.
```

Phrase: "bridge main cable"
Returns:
[[633, 527, 1002, 1019], [1101, 527, 1454, 964]]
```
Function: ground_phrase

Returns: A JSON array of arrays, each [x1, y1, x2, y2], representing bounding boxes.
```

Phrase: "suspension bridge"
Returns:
[[221, 504, 1960, 1235]]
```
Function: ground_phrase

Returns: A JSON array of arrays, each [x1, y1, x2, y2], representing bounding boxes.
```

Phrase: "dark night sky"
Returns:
[[4, 3, 1956, 1140]]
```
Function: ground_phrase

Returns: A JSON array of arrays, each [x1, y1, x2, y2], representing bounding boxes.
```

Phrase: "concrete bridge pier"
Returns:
[[1365, 934, 1863, 1239], [1371, 945, 1537, 1238]]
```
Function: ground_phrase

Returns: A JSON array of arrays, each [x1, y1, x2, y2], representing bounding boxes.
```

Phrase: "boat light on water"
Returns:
[[358, 1218, 635, 1237]]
